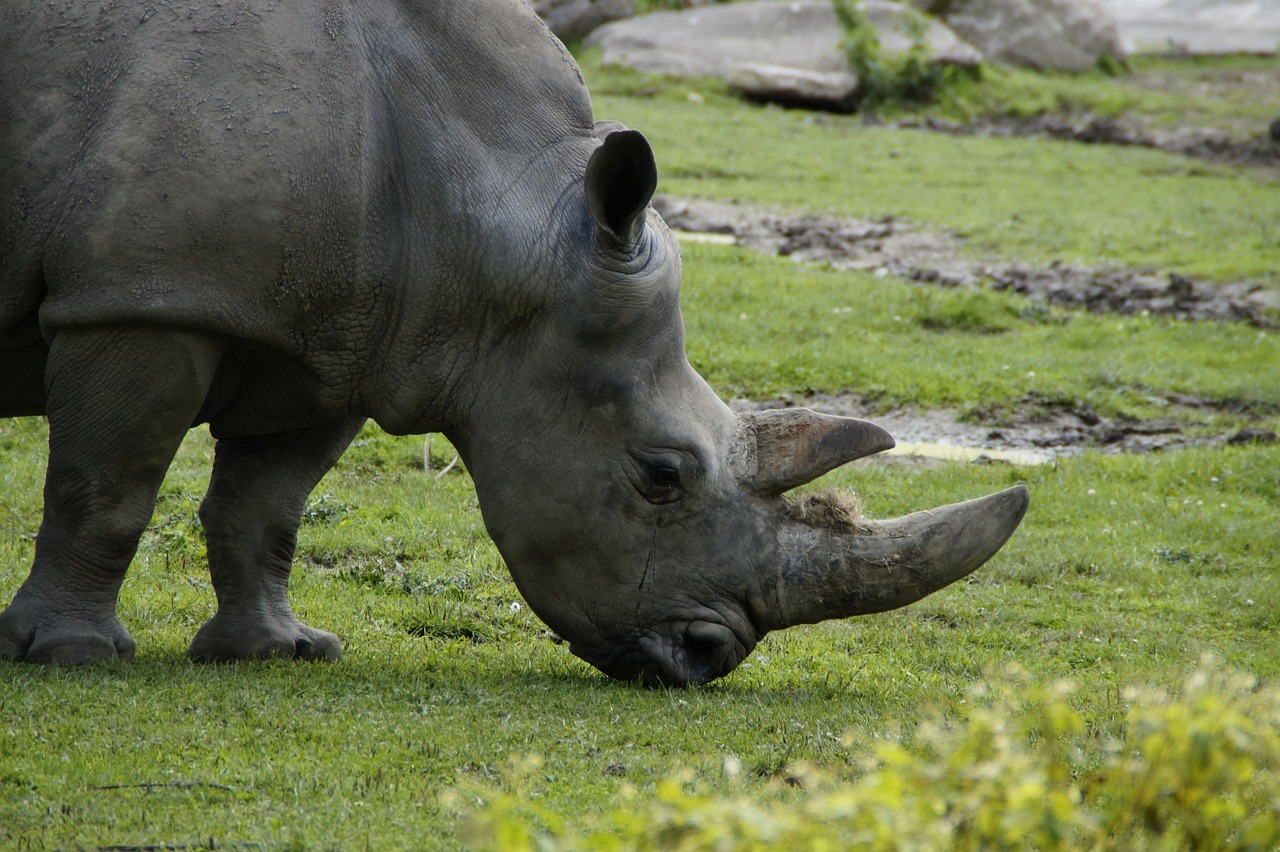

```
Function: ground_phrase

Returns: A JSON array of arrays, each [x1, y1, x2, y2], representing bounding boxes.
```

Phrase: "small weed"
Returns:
[[337, 560, 404, 589], [632, 0, 694, 12], [402, 602, 498, 644], [913, 294, 1016, 334], [301, 493, 356, 525], [1153, 545, 1216, 568], [1016, 303, 1066, 325]]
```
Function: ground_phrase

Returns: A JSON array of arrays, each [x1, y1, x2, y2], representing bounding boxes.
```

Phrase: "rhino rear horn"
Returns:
[[586, 128, 657, 245], [735, 408, 895, 497]]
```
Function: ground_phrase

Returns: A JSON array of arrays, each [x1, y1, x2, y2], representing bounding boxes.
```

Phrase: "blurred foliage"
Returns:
[[471, 660, 1280, 850]]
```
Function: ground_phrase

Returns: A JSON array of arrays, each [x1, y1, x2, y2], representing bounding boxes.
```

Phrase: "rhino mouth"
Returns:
[[571, 619, 756, 688]]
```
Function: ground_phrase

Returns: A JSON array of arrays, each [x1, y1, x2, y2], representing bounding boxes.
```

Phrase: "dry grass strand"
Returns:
[[783, 489, 869, 533]]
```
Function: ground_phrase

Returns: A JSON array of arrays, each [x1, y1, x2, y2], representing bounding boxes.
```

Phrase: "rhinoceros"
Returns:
[[0, 0, 1027, 685]]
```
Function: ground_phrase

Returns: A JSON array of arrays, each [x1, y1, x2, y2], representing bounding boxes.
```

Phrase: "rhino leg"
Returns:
[[0, 325, 223, 663], [188, 416, 365, 662]]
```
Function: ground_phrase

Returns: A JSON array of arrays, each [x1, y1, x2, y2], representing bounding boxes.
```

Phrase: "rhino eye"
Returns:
[[642, 462, 683, 504], [649, 464, 680, 488], [626, 452, 688, 505]]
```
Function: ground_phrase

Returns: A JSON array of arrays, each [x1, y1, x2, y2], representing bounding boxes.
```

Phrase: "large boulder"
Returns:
[[912, 0, 1127, 71], [584, 0, 980, 110]]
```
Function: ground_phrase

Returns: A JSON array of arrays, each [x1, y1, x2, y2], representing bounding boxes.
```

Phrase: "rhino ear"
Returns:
[[586, 127, 658, 246]]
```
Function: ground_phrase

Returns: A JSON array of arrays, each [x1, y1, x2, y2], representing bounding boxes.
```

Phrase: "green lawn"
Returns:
[[2, 51, 1279, 850], [585, 52, 1280, 283]]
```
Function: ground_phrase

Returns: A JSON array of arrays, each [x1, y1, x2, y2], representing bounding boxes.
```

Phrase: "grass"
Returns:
[[940, 54, 1280, 137], [3, 49, 1280, 850], [3, 422, 1277, 847], [583, 52, 1280, 282], [680, 242, 1280, 423]]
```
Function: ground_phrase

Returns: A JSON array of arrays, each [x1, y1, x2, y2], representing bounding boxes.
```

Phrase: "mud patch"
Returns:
[[885, 56, 1280, 172], [731, 392, 1278, 464], [899, 113, 1280, 172], [655, 195, 1278, 327]]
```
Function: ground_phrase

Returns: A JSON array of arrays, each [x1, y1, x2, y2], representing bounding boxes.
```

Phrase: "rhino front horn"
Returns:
[[734, 408, 896, 497], [760, 485, 1030, 631]]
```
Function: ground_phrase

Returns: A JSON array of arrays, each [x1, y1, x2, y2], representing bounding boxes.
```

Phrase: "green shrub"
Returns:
[[832, 0, 963, 111], [469, 660, 1280, 850], [634, 0, 723, 13]]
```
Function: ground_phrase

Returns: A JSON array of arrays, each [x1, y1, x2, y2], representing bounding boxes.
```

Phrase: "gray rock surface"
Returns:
[[532, 0, 1279, 61], [722, 64, 862, 109], [583, 1, 979, 108], [913, 0, 1127, 71], [1100, 0, 1280, 55]]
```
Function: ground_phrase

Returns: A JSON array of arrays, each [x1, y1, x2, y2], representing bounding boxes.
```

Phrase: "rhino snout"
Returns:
[[571, 618, 755, 688]]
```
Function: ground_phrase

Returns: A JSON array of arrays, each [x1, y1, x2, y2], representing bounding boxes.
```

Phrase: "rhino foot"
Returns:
[[188, 613, 343, 662], [0, 598, 136, 664]]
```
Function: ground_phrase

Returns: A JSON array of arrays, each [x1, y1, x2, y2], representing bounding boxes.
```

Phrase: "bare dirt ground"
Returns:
[[655, 195, 1278, 461], [654, 195, 1278, 328], [898, 112, 1280, 174], [730, 392, 1277, 466], [905, 59, 1280, 172]]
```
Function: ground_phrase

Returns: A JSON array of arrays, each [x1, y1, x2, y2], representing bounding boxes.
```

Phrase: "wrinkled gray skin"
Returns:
[[0, 0, 1028, 686]]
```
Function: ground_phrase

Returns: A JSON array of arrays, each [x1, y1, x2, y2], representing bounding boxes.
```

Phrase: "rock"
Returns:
[[912, 0, 1127, 72], [1227, 428, 1278, 446], [722, 64, 862, 110], [528, 0, 636, 42], [584, 0, 980, 110], [1167, 273, 1195, 302]]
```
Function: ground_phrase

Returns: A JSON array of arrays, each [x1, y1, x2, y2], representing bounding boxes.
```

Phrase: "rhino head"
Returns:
[[452, 129, 1029, 686]]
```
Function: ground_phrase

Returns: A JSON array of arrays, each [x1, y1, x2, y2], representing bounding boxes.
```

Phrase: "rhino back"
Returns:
[[0, 0, 595, 364]]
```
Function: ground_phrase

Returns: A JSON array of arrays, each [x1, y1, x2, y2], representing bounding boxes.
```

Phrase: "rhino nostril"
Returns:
[[585, 624, 746, 687], [682, 621, 736, 684], [683, 637, 720, 682]]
